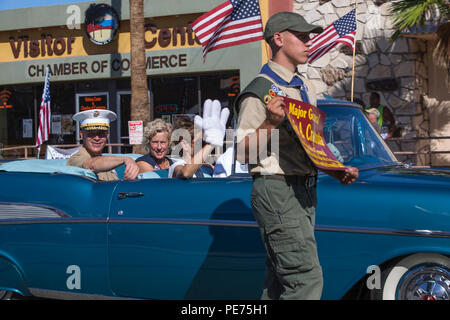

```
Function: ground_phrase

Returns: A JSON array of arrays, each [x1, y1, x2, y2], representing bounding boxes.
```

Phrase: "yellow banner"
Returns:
[[0, 23, 201, 63]]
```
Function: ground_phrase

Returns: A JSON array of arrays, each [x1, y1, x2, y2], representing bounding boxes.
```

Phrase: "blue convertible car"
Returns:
[[0, 99, 449, 300]]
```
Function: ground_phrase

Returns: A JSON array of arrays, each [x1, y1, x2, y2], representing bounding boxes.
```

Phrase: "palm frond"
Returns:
[[390, 0, 450, 41]]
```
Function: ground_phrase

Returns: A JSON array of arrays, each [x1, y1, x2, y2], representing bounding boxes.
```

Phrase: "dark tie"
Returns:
[[293, 75, 311, 105]]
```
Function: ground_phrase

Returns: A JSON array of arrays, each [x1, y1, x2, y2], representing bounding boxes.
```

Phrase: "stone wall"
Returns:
[[293, 0, 442, 166]]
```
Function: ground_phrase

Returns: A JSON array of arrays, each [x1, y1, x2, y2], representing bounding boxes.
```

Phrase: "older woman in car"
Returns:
[[136, 119, 173, 173]]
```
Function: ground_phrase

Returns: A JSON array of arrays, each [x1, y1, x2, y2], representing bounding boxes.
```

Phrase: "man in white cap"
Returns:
[[68, 109, 139, 181]]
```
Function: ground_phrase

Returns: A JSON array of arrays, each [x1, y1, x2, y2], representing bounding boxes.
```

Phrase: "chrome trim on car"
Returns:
[[315, 225, 450, 239], [109, 218, 450, 239], [0, 202, 69, 220], [109, 217, 258, 228], [0, 217, 107, 225], [1, 214, 449, 239], [29, 288, 129, 300]]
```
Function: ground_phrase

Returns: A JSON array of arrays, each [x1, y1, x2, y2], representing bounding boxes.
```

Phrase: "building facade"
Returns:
[[0, 0, 282, 155], [0, 0, 449, 166], [295, 0, 450, 166]]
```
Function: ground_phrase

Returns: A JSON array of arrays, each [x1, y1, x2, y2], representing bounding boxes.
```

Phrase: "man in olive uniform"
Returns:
[[68, 109, 139, 181], [235, 12, 359, 300]]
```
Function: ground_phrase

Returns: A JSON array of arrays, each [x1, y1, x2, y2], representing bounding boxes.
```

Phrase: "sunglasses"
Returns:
[[287, 30, 311, 43], [84, 130, 108, 138]]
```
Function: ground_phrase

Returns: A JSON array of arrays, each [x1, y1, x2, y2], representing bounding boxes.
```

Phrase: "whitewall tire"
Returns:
[[380, 253, 450, 300], [0, 290, 13, 300]]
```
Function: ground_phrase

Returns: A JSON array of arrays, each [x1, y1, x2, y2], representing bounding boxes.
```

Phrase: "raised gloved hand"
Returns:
[[194, 99, 230, 147]]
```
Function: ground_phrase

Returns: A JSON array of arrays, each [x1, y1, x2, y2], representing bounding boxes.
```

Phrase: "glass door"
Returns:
[[75, 92, 109, 144], [116, 91, 131, 154]]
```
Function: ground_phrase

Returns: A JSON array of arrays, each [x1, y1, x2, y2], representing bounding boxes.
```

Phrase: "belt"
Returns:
[[252, 174, 317, 188]]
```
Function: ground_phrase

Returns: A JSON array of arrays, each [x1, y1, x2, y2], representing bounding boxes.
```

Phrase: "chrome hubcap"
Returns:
[[397, 265, 450, 300], [0, 290, 10, 299]]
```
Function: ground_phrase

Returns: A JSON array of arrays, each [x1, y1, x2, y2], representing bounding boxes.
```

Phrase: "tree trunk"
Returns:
[[130, 0, 150, 154]]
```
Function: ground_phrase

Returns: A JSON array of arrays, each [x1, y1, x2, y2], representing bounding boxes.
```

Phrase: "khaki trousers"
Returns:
[[251, 175, 323, 300]]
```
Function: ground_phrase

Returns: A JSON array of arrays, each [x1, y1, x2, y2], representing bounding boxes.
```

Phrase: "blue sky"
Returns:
[[0, 0, 92, 11]]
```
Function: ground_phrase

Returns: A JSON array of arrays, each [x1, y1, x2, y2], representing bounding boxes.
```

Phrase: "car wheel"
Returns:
[[0, 290, 13, 300], [373, 253, 450, 300]]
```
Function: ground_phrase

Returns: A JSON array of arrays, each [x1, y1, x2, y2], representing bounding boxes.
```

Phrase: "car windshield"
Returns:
[[319, 105, 398, 170]]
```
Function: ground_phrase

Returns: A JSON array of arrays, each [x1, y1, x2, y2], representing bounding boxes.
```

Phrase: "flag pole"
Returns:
[[258, 0, 270, 63], [36, 65, 51, 159], [350, 1, 358, 102]]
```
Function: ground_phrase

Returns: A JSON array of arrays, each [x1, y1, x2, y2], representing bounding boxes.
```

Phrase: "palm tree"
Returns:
[[390, 0, 450, 69], [129, 0, 150, 154]]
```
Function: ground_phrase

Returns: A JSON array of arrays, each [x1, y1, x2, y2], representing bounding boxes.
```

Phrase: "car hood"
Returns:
[[358, 165, 450, 188], [317, 164, 450, 237]]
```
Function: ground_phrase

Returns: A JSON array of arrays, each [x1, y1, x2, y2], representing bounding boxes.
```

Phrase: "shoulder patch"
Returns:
[[234, 76, 276, 114]]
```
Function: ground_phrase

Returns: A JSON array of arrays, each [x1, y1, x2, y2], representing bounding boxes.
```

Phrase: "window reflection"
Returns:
[[321, 106, 397, 168]]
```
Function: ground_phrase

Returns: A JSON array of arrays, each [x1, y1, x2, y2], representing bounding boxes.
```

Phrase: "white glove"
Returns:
[[194, 99, 230, 147]]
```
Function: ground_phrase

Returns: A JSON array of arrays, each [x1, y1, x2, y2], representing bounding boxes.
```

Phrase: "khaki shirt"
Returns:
[[67, 146, 118, 181], [236, 60, 318, 176]]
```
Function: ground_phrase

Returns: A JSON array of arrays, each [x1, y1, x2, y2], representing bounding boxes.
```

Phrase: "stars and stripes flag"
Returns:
[[36, 66, 51, 149], [191, 0, 264, 61], [308, 9, 357, 63]]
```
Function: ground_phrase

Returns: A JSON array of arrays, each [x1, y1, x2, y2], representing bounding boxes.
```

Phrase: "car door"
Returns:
[[107, 176, 265, 299], [0, 173, 114, 299]]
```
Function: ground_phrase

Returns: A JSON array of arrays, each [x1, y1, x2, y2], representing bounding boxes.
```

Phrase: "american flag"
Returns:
[[191, 0, 264, 61], [308, 9, 357, 63], [36, 66, 51, 148]]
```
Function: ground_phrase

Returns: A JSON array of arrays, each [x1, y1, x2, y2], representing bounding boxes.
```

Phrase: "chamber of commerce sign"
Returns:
[[27, 53, 189, 78]]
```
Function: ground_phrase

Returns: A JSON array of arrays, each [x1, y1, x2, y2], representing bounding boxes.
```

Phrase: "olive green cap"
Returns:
[[264, 12, 323, 42]]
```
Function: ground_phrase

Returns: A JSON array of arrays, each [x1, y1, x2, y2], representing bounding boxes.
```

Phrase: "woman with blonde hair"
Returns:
[[136, 118, 173, 173]]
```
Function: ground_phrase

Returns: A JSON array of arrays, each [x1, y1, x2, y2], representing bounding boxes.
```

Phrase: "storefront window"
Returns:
[[0, 82, 77, 157], [0, 85, 36, 155], [151, 76, 198, 123], [0, 72, 240, 157], [200, 72, 240, 126], [50, 83, 76, 145], [150, 71, 239, 125]]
